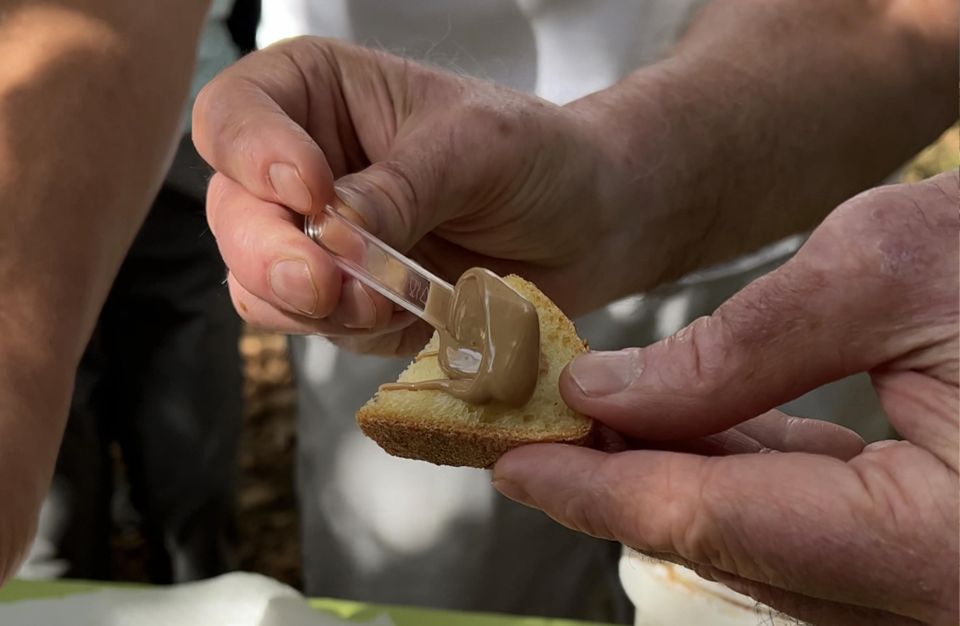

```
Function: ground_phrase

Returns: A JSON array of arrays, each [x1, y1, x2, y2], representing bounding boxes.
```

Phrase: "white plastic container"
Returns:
[[619, 548, 803, 626]]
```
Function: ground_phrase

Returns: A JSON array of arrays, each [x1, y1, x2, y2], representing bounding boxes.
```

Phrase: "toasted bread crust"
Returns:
[[357, 409, 594, 468]]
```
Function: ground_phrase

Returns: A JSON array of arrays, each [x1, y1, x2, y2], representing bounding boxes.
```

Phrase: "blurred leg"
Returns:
[[104, 139, 243, 583], [17, 134, 242, 584], [16, 328, 113, 580]]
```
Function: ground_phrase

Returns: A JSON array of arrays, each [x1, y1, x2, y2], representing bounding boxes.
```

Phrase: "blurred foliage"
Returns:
[[900, 123, 959, 182], [237, 330, 301, 588]]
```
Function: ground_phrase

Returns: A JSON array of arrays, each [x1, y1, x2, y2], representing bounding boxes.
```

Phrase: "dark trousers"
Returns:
[[25, 139, 243, 583]]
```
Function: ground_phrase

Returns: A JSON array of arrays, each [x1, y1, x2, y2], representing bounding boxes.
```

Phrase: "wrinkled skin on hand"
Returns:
[[494, 172, 960, 626], [192, 37, 652, 356]]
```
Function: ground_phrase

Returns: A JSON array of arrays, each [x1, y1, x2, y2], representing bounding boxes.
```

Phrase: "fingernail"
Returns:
[[492, 478, 533, 507], [268, 163, 312, 212], [568, 349, 643, 397], [339, 282, 377, 329], [269, 259, 318, 316]]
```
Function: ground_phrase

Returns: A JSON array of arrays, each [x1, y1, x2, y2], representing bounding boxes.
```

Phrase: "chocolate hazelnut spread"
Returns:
[[379, 268, 540, 406]]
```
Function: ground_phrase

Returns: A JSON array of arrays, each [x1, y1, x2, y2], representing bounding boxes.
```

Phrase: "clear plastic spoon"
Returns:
[[303, 204, 454, 333]]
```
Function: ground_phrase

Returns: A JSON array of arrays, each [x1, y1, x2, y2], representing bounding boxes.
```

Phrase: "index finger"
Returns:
[[192, 46, 335, 214], [493, 443, 950, 622]]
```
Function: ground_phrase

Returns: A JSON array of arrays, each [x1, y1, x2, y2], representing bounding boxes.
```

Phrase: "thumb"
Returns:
[[332, 139, 443, 253], [559, 179, 957, 440]]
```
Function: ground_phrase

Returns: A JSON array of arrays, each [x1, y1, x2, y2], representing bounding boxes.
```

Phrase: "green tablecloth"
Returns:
[[0, 579, 611, 626]]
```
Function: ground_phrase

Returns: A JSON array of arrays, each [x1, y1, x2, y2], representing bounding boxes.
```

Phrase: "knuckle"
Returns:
[[193, 77, 218, 116], [825, 182, 957, 284], [657, 315, 732, 395], [680, 458, 746, 571], [452, 96, 528, 154], [195, 78, 262, 180], [684, 315, 731, 384], [204, 174, 228, 234], [226, 214, 256, 263], [457, 97, 500, 124], [462, 98, 517, 134], [724, 266, 824, 346], [191, 80, 215, 130], [668, 457, 713, 559], [560, 482, 616, 540], [564, 492, 615, 539], [191, 76, 232, 154], [228, 223, 287, 290], [273, 34, 328, 52], [373, 159, 420, 209], [595, 454, 699, 553], [226, 276, 254, 322]]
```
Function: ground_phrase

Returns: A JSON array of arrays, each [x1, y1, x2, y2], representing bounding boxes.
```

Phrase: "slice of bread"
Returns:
[[357, 274, 593, 468]]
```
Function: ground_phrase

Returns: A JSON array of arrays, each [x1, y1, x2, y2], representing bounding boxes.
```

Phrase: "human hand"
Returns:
[[494, 172, 959, 625], [192, 37, 674, 355]]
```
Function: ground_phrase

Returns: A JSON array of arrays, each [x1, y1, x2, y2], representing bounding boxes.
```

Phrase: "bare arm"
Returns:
[[574, 0, 958, 289], [0, 0, 210, 583]]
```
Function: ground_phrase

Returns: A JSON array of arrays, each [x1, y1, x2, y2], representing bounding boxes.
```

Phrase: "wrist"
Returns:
[[565, 65, 721, 299]]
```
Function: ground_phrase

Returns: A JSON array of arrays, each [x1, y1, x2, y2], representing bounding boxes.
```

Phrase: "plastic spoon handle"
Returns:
[[304, 205, 453, 330]]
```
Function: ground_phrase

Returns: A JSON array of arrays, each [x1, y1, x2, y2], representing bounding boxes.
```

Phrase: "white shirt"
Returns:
[[259, 0, 705, 104]]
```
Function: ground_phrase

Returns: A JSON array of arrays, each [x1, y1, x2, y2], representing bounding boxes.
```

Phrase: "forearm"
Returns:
[[575, 0, 958, 290], [1, 1, 210, 360], [0, 0, 209, 582]]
